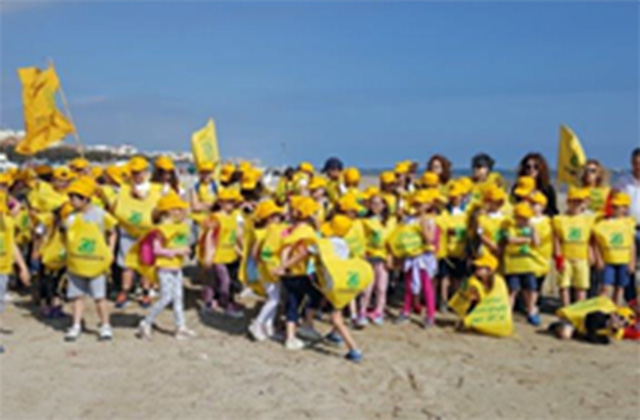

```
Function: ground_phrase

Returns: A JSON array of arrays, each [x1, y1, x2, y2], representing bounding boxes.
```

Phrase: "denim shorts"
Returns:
[[602, 264, 631, 288], [506, 273, 537, 291]]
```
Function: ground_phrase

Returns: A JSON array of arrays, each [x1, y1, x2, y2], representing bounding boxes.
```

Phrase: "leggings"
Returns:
[[254, 282, 281, 327], [402, 268, 435, 321], [145, 269, 185, 329], [282, 275, 322, 323], [202, 262, 237, 310], [39, 268, 65, 306], [359, 260, 389, 316]]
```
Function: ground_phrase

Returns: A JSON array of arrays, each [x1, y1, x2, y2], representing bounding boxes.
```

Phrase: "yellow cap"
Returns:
[[338, 194, 365, 213], [457, 177, 473, 194], [155, 156, 175, 171], [448, 181, 465, 198], [308, 176, 328, 191], [238, 161, 253, 174], [514, 176, 536, 198], [529, 191, 548, 207], [35, 164, 53, 176], [395, 161, 411, 174], [514, 202, 534, 219], [343, 167, 361, 185], [254, 199, 285, 222], [299, 162, 314, 174], [217, 188, 242, 202], [67, 177, 97, 198], [70, 158, 90, 171], [420, 171, 439, 188], [473, 253, 498, 271], [324, 215, 353, 238], [567, 186, 589, 201], [292, 196, 319, 219], [59, 202, 75, 220], [363, 186, 381, 200], [129, 156, 149, 173], [412, 189, 437, 205], [105, 165, 124, 186], [53, 166, 73, 181], [483, 185, 506, 203], [91, 166, 104, 180], [241, 168, 262, 190], [0, 172, 13, 186], [611, 192, 631, 207], [380, 171, 396, 185], [198, 161, 215, 173], [220, 163, 236, 183], [156, 191, 188, 212], [434, 190, 448, 204]]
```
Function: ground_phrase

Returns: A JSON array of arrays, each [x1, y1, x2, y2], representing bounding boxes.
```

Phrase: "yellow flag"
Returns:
[[557, 124, 586, 185], [191, 118, 220, 170], [15, 65, 75, 155]]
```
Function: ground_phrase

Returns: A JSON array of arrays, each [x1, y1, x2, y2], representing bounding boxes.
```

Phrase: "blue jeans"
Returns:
[[507, 273, 537, 291], [602, 264, 631, 288], [282, 275, 322, 323]]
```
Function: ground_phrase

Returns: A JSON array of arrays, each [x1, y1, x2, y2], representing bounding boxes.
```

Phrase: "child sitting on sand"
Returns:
[[448, 253, 499, 320]]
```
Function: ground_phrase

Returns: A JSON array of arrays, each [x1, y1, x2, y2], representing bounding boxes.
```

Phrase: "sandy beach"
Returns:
[[1, 279, 638, 420]]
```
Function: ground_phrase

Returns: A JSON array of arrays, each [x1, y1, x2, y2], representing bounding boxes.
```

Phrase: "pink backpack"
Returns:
[[139, 230, 159, 265]]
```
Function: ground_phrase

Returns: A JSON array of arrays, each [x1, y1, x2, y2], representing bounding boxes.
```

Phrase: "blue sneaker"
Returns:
[[345, 349, 363, 363], [325, 331, 343, 346], [394, 313, 410, 324], [527, 313, 541, 326]]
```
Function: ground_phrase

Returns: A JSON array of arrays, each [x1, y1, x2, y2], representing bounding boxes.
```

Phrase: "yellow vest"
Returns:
[[192, 182, 216, 225], [155, 222, 190, 269], [113, 185, 160, 238], [388, 217, 432, 258], [502, 222, 539, 275], [41, 228, 66, 271], [344, 219, 367, 258], [66, 214, 113, 278], [362, 217, 394, 260], [553, 214, 594, 260], [448, 275, 487, 318], [588, 186, 610, 215], [258, 223, 287, 283], [101, 185, 119, 209], [382, 193, 398, 215], [531, 215, 553, 276], [211, 211, 239, 265], [445, 209, 468, 258], [14, 208, 32, 246], [594, 217, 635, 265], [478, 212, 507, 257], [0, 215, 15, 274], [327, 179, 342, 205], [280, 223, 316, 276]]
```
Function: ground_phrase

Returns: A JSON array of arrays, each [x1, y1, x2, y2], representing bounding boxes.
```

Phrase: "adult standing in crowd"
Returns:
[[581, 159, 610, 215], [514, 153, 558, 216]]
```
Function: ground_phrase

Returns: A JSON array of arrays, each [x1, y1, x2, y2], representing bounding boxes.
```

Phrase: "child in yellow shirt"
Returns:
[[553, 187, 595, 306], [593, 193, 636, 305], [138, 192, 195, 340]]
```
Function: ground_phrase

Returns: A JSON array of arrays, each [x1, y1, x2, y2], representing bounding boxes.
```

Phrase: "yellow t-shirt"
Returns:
[[477, 211, 507, 256], [0, 215, 16, 274], [210, 211, 239, 265], [587, 186, 610, 215], [553, 213, 595, 260], [155, 222, 191, 269], [501, 220, 538, 275], [281, 223, 316, 276], [444, 208, 468, 259], [593, 217, 635, 265]]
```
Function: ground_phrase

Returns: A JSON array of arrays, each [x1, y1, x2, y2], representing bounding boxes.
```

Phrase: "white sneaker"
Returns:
[[175, 327, 197, 340], [248, 322, 267, 342], [99, 324, 113, 341], [148, 289, 158, 299], [264, 322, 275, 338], [285, 337, 305, 351], [137, 320, 152, 340], [297, 326, 322, 342], [65, 324, 82, 342]]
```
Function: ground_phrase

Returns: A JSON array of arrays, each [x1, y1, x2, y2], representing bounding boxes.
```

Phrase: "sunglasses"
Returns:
[[586, 167, 598, 174], [525, 163, 539, 171]]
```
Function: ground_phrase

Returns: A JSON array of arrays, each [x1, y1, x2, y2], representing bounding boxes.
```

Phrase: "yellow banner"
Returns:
[[557, 124, 586, 186], [15, 65, 75, 155], [191, 118, 220, 170]]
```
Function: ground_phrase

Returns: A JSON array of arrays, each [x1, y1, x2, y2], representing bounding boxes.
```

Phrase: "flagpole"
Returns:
[[47, 58, 85, 158]]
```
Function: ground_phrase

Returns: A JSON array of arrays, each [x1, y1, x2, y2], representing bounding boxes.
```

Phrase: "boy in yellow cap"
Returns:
[[342, 167, 361, 197], [379, 170, 399, 215], [63, 178, 117, 342], [553, 187, 595, 306], [190, 161, 218, 227], [321, 157, 345, 205], [0, 192, 30, 353], [69, 158, 91, 177], [448, 253, 500, 319], [513, 176, 536, 202], [500, 202, 541, 325], [476, 185, 508, 258], [593, 193, 636, 305], [528, 191, 554, 299], [138, 192, 195, 340]]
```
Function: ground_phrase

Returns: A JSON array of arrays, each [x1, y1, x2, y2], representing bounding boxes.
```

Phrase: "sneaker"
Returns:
[[65, 324, 82, 342], [225, 306, 244, 319], [40, 306, 52, 319], [284, 337, 305, 351], [200, 302, 218, 316], [297, 326, 323, 342], [115, 292, 128, 309], [264, 322, 275, 338], [248, 322, 267, 342], [52, 306, 68, 319], [345, 349, 363, 363], [394, 313, 410, 324], [175, 327, 197, 340], [438, 301, 448, 313], [527, 313, 541, 327], [140, 295, 152, 309], [99, 324, 113, 341], [354, 316, 369, 329], [137, 320, 152, 340], [325, 331, 344, 346], [422, 317, 435, 329], [148, 288, 158, 299]]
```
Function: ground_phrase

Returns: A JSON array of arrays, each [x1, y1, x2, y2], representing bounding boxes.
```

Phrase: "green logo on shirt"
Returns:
[[128, 211, 143, 225], [77, 238, 96, 255], [568, 228, 581, 241], [347, 271, 360, 289], [173, 233, 189, 246], [260, 246, 274, 260], [610, 233, 623, 247]]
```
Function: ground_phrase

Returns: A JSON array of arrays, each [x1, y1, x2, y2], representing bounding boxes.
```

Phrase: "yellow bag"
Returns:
[[41, 229, 66, 271], [448, 276, 486, 319], [28, 181, 67, 213], [463, 275, 513, 337], [314, 238, 373, 310], [387, 222, 423, 259], [556, 296, 618, 335], [66, 216, 113, 278], [0, 215, 15, 274], [238, 222, 266, 297], [113, 185, 159, 238]]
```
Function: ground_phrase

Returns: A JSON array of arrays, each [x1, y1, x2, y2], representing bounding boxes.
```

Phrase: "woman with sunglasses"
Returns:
[[515, 153, 558, 216], [151, 156, 184, 197], [580, 159, 610, 216]]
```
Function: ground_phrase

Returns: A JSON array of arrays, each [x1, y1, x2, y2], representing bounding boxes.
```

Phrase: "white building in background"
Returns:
[[0, 129, 25, 142]]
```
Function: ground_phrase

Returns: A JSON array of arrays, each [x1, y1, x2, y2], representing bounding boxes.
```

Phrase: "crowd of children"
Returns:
[[0, 149, 638, 359]]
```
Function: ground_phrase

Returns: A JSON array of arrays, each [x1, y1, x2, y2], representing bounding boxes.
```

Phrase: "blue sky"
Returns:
[[1, 1, 638, 169]]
